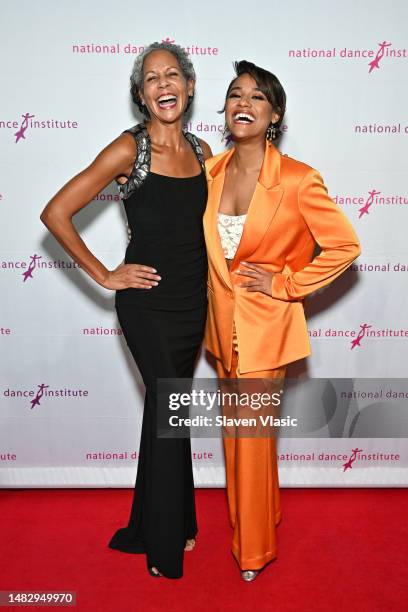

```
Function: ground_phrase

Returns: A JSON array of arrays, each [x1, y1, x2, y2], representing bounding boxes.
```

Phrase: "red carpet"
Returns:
[[1, 488, 407, 611]]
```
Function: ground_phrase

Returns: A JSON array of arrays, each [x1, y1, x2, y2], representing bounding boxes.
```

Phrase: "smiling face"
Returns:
[[139, 49, 194, 124], [225, 73, 280, 142]]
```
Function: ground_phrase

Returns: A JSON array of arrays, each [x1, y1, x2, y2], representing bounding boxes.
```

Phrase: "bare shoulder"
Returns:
[[84, 132, 137, 183], [197, 138, 213, 161], [97, 131, 137, 164]]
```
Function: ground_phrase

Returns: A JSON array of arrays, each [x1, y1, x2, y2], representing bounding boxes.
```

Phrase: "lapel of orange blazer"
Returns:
[[233, 143, 284, 267], [204, 143, 284, 289], [204, 148, 235, 290]]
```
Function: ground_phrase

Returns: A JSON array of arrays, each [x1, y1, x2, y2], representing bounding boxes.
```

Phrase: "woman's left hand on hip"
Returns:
[[234, 262, 275, 296]]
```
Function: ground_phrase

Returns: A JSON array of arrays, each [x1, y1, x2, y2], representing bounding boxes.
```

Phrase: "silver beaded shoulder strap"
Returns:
[[119, 123, 205, 200]]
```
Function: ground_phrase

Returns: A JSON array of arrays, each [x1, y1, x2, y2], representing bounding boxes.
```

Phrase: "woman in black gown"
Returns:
[[40, 42, 212, 579]]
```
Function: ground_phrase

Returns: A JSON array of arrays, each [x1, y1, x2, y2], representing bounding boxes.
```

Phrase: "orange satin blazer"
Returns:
[[203, 143, 361, 373]]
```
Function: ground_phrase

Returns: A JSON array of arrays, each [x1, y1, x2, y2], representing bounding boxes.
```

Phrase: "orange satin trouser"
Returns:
[[215, 324, 286, 570]]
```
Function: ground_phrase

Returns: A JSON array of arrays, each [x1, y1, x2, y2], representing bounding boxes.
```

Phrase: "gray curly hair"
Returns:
[[130, 42, 196, 118]]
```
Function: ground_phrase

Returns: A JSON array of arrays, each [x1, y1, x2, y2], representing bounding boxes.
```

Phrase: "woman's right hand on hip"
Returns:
[[102, 263, 161, 290]]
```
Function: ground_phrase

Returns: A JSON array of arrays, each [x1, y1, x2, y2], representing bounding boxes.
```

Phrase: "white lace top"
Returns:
[[217, 213, 247, 260]]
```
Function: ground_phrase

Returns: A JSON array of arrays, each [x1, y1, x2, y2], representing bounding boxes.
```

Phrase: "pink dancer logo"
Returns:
[[350, 323, 372, 349], [30, 384, 49, 409], [342, 448, 362, 471], [162, 37, 175, 44], [368, 41, 392, 73], [358, 189, 381, 218], [14, 112, 35, 143], [22, 254, 42, 282]]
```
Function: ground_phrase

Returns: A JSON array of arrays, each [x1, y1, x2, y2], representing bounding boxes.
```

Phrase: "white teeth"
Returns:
[[158, 95, 177, 103], [233, 113, 255, 123]]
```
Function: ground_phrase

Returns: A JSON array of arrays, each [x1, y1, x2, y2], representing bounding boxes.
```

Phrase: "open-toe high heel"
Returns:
[[148, 566, 162, 578], [241, 570, 259, 582], [240, 560, 271, 582], [184, 538, 196, 552]]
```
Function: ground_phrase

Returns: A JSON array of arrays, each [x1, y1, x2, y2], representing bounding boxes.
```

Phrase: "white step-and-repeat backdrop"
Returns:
[[1, 0, 407, 487]]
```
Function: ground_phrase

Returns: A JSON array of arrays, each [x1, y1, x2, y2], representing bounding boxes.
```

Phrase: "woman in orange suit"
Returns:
[[203, 60, 361, 581]]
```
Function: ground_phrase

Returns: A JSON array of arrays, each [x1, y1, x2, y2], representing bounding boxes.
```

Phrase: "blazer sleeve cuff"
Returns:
[[271, 273, 295, 302]]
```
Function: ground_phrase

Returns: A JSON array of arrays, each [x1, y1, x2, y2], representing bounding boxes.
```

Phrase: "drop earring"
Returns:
[[266, 122, 277, 144]]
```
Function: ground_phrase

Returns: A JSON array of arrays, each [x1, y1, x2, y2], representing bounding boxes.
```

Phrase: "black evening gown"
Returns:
[[108, 125, 208, 579]]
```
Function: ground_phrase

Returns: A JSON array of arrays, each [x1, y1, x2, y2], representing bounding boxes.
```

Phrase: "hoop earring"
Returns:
[[266, 122, 278, 144]]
